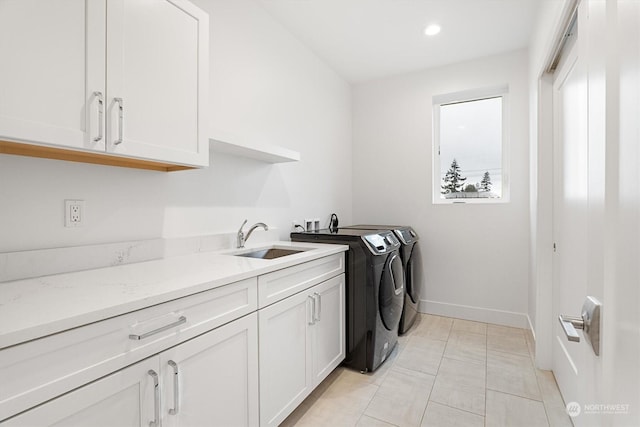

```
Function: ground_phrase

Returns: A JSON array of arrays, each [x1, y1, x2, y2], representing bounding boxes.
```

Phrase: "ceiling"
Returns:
[[256, 0, 541, 83]]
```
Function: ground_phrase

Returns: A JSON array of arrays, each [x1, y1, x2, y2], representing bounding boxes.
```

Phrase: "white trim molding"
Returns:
[[419, 299, 529, 329]]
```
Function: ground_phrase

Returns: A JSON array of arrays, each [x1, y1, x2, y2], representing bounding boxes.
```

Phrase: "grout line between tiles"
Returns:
[[535, 369, 555, 427], [488, 347, 536, 361], [484, 326, 488, 426], [417, 376, 437, 427], [429, 400, 488, 419], [534, 368, 571, 427], [486, 388, 545, 404], [289, 314, 566, 427], [358, 413, 400, 427]]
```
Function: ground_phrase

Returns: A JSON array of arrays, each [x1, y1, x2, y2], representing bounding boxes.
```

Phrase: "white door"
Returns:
[[259, 289, 313, 427], [159, 313, 259, 427], [545, 1, 640, 425], [3, 357, 158, 427], [105, 0, 208, 166], [310, 275, 345, 384], [0, 0, 105, 151], [603, 1, 640, 424], [551, 3, 593, 423]]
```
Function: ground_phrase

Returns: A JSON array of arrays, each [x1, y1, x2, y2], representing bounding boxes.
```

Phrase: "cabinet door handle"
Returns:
[[129, 316, 187, 340], [148, 370, 160, 427], [114, 97, 124, 145], [314, 292, 322, 322], [167, 360, 180, 415], [308, 295, 316, 325], [92, 91, 103, 143]]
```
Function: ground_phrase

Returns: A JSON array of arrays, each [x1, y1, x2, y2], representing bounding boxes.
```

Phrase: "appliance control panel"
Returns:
[[394, 227, 418, 245], [362, 231, 400, 255]]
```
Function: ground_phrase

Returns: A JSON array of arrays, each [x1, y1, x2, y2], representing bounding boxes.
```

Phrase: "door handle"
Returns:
[[314, 292, 321, 322], [114, 97, 124, 145], [92, 91, 103, 143], [558, 296, 602, 356], [148, 370, 160, 427], [168, 360, 180, 415], [308, 295, 316, 325], [558, 315, 582, 342]]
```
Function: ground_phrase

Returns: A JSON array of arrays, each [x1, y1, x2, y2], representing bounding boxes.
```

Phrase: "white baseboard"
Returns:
[[419, 299, 530, 329]]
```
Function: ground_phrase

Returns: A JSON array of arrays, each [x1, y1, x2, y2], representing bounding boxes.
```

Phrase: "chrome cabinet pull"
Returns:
[[92, 91, 103, 142], [129, 316, 187, 340], [314, 292, 322, 322], [168, 360, 180, 415], [148, 370, 160, 427], [308, 295, 316, 325], [114, 97, 124, 145]]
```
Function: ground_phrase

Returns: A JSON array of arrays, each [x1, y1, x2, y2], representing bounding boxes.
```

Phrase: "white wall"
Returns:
[[352, 50, 530, 328], [0, 0, 352, 253]]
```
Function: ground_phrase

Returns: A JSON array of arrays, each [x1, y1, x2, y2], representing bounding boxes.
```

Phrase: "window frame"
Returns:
[[432, 85, 510, 204]]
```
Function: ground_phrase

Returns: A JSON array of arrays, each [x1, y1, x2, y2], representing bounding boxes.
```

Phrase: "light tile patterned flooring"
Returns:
[[281, 314, 573, 427]]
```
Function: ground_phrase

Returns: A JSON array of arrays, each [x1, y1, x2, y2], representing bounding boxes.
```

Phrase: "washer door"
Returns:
[[405, 245, 419, 303], [379, 253, 405, 330]]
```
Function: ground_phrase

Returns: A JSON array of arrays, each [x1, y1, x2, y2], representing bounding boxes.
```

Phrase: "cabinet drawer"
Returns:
[[0, 277, 257, 421], [258, 254, 344, 308]]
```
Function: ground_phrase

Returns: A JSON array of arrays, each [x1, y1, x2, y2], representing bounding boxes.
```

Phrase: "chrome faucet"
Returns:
[[237, 219, 269, 248]]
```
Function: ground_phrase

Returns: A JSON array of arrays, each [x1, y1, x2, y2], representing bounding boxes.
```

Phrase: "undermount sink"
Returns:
[[234, 247, 306, 260]]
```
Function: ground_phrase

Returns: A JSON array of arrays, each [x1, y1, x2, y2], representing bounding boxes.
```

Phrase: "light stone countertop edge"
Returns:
[[0, 241, 348, 349]]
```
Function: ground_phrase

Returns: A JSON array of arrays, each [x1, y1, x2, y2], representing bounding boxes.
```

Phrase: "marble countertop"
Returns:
[[0, 241, 347, 349]]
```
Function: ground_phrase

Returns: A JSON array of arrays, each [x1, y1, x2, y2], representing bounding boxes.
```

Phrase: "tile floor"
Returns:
[[281, 314, 573, 427]]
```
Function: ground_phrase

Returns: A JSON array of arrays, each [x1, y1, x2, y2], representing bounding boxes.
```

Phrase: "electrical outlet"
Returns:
[[304, 218, 314, 232], [65, 200, 85, 227]]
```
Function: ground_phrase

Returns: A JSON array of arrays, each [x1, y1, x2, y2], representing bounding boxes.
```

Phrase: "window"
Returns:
[[433, 86, 509, 203]]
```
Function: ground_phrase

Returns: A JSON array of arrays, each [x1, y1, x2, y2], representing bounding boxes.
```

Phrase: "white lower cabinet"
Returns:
[[259, 274, 345, 427], [1, 254, 346, 427], [160, 312, 259, 427], [4, 357, 159, 427], [4, 313, 259, 427], [310, 276, 346, 385]]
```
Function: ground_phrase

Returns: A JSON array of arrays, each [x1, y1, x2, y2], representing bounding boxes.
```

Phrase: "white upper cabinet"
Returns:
[[106, 0, 208, 166], [0, 0, 105, 152], [0, 0, 209, 168]]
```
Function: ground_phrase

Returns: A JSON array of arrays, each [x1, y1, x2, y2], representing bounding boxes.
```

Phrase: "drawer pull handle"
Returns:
[[129, 316, 187, 340], [168, 360, 180, 415], [148, 370, 160, 427]]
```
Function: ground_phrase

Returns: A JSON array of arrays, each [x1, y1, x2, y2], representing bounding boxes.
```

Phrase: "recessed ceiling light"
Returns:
[[424, 24, 441, 36]]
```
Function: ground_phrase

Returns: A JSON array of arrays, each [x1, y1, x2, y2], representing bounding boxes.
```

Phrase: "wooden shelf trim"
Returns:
[[0, 140, 195, 172]]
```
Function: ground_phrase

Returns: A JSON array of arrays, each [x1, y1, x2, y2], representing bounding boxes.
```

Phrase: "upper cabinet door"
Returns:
[[0, 0, 106, 152], [106, 0, 209, 167]]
